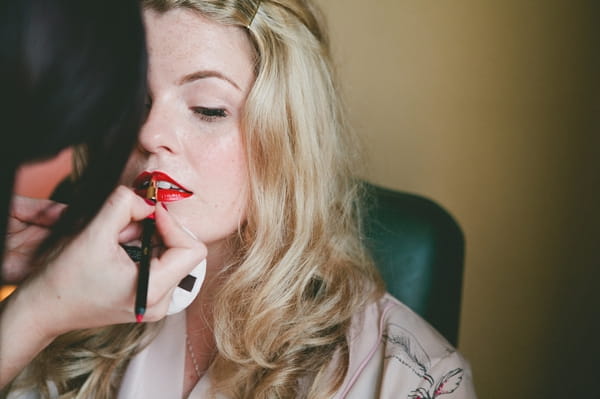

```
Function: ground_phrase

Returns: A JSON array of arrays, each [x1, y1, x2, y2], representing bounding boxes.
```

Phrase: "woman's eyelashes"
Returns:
[[191, 106, 227, 122], [142, 95, 227, 123]]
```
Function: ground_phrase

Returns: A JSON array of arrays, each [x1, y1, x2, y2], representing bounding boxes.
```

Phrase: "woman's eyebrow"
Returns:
[[177, 70, 241, 91]]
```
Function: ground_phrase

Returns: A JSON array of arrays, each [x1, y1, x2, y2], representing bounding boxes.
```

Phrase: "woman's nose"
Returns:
[[137, 103, 181, 155]]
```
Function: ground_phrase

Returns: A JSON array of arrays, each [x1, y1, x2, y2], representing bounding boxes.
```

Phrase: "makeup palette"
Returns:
[[166, 259, 205, 315], [122, 247, 205, 315]]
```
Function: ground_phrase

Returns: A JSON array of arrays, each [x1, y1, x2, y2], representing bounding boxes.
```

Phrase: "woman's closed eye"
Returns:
[[192, 106, 227, 122]]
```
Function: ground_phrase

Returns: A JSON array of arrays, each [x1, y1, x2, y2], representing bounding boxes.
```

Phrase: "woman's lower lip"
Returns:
[[156, 189, 192, 202]]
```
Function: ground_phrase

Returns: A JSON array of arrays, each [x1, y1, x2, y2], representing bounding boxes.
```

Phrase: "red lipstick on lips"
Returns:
[[133, 171, 193, 202]]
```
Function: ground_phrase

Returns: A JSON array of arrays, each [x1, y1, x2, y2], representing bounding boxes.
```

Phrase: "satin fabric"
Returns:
[[117, 311, 217, 399], [117, 294, 477, 398]]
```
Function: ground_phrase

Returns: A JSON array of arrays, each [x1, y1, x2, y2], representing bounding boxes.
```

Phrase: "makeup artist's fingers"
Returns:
[[1, 226, 45, 283], [118, 223, 144, 244], [146, 204, 206, 297], [9, 195, 66, 227], [8, 187, 167, 335], [3, 197, 67, 283], [88, 185, 154, 238]]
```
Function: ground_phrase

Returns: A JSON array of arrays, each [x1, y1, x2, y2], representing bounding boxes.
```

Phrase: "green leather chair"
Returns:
[[361, 183, 465, 346]]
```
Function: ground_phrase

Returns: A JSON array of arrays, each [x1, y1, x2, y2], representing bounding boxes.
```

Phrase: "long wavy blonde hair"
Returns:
[[8, 1, 383, 398]]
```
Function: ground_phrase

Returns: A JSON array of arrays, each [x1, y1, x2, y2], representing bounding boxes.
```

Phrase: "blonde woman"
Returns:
[[6, 1, 476, 398]]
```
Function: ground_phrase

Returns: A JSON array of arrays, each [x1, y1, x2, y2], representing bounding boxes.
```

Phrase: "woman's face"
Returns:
[[121, 8, 255, 256]]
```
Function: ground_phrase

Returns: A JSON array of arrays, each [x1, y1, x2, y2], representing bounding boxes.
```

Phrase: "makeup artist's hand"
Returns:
[[2, 196, 66, 283], [9, 185, 206, 337]]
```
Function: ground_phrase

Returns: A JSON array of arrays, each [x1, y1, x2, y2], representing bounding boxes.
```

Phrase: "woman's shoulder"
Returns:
[[376, 294, 456, 359], [335, 293, 477, 398]]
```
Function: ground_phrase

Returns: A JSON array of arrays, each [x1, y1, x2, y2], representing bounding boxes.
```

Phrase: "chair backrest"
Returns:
[[361, 182, 465, 346]]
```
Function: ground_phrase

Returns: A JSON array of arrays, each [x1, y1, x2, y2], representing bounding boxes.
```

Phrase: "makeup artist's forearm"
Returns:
[[0, 282, 60, 388]]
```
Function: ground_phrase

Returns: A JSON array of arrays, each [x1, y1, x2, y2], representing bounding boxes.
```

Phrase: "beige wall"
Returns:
[[317, 0, 599, 398]]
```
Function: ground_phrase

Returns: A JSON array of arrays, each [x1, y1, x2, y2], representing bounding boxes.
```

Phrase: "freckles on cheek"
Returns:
[[203, 139, 247, 178]]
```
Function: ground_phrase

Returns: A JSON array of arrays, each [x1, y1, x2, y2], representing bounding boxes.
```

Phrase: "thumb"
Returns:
[[149, 204, 207, 290], [88, 186, 154, 239]]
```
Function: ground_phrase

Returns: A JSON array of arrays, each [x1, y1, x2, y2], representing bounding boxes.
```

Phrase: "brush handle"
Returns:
[[134, 217, 155, 321]]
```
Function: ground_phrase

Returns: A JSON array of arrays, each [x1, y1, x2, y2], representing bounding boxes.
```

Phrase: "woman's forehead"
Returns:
[[143, 8, 255, 91]]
